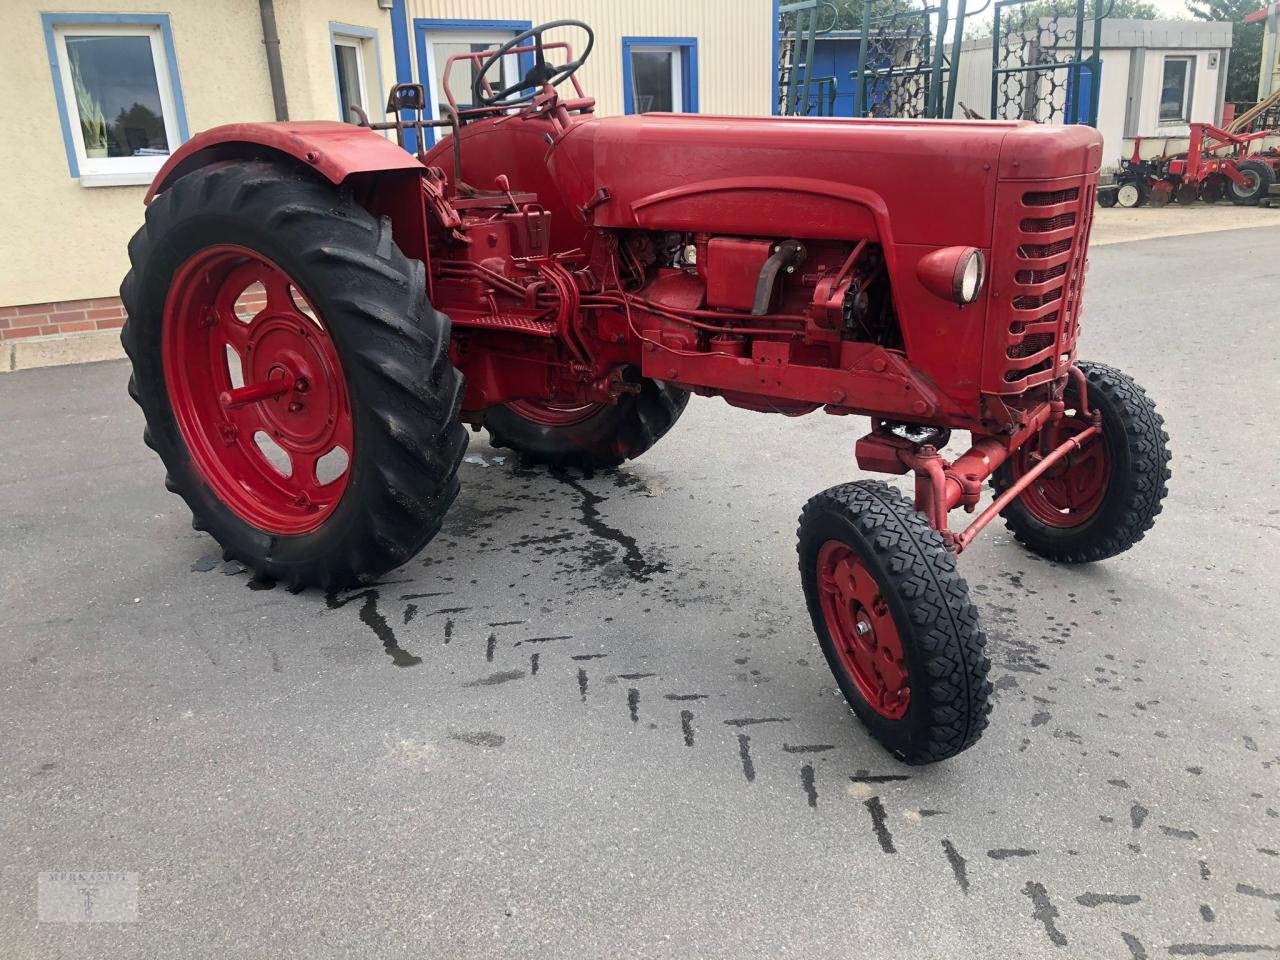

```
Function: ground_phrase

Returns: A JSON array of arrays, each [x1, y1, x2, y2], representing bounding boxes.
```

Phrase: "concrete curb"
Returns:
[[2, 330, 126, 373]]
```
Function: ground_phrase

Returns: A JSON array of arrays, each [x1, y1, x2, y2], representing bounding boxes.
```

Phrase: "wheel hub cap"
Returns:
[[816, 541, 910, 719], [1012, 412, 1110, 528], [162, 245, 353, 535]]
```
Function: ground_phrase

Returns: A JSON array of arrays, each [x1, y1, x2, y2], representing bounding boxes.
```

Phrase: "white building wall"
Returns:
[[1095, 48, 1130, 166]]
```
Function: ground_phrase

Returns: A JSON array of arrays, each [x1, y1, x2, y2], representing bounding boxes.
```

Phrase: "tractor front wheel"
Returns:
[[121, 161, 468, 591], [483, 375, 689, 470], [798, 481, 992, 764], [992, 361, 1170, 564]]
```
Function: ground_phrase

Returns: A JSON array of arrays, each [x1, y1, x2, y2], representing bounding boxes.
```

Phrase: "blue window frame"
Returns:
[[413, 18, 532, 147], [41, 12, 188, 183], [329, 22, 385, 124], [622, 37, 699, 115]]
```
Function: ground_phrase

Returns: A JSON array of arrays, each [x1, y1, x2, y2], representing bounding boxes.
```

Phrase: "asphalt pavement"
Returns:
[[2, 226, 1278, 959]]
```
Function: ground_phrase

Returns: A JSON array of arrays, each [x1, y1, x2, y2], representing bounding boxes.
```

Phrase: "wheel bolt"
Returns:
[[856, 621, 871, 637]]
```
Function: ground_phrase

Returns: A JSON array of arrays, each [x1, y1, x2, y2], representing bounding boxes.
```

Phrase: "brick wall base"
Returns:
[[0, 296, 127, 341]]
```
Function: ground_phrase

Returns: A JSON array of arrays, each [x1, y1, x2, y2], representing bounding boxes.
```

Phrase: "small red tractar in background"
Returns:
[[122, 21, 1171, 764]]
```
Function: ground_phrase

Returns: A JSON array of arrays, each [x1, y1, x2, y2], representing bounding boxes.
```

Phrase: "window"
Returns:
[[42, 14, 187, 185], [1159, 56, 1194, 123], [622, 38, 698, 115], [331, 24, 382, 124], [416, 21, 530, 145]]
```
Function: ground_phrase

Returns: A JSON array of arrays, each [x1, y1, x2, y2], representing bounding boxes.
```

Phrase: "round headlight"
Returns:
[[958, 250, 985, 304]]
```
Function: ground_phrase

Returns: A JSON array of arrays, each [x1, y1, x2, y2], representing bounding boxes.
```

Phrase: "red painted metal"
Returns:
[[1004, 414, 1108, 530], [954, 423, 1102, 549], [145, 121, 423, 203], [162, 245, 352, 534], [1128, 122, 1280, 198], [506, 399, 602, 426], [817, 541, 910, 719], [149, 40, 1114, 556]]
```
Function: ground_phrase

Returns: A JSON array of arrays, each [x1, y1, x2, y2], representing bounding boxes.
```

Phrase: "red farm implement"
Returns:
[[1102, 121, 1280, 207], [121, 21, 1170, 764]]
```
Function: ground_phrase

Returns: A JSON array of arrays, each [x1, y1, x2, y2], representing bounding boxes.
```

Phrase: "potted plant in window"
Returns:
[[74, 72, 109, 158]]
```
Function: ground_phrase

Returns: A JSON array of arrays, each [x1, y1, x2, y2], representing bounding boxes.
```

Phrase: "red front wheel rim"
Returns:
[[507, 398, 604, 427], [1011, 413, 1111, 529], [162, 245, 353, 535], [817, 541, 910, 720]]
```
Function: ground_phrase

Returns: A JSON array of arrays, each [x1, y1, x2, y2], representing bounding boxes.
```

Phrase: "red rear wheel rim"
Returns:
[[1011, 412, 1111, 528], [162, 245, 352, 535], [816, 541, 910, 720], [507, 399, 603, 427]]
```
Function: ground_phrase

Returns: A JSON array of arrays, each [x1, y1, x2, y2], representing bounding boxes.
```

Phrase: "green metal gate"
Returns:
[[777, 0, 840, 115], [852, 0, 966, 119], [990, 0, 1107, 125]]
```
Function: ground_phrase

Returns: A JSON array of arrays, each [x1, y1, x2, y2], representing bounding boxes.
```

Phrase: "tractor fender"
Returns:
[[144, 121, 422, 203]]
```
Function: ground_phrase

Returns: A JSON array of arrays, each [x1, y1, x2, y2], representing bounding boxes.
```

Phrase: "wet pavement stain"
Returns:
[[450, 731, 506, 748], [680, 710, 694, 747], [737, 734, 755, 783], [462, 669, 524, 688], [1121, 932, 1149, 959], [1022, 880, 1068, 947], [558, 476, 668, 582], [850, 770, 911, 784], [325, 589, 422, 667], [1130, 803, 1150, 829], [1168, 945, 1280, 956], [863, 796, 896, 854], [1076, 893, 1141, 907], [1235, 883, 1280, 903], [941, 839, 969, 894], [988, 848, 1038, 860], [799, 764, 817, 808]]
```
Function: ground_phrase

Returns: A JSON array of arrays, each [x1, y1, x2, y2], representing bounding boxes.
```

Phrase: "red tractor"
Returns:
[[121, 21, 1170, 764]]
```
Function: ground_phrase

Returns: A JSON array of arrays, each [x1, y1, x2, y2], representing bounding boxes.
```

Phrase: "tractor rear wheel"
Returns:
[[483, 375, 689, 470], [798, 481, 992, 765], [1229, 159, 1275, 206], [991, 361, 1170, 564], [121, 161, 468, 591]]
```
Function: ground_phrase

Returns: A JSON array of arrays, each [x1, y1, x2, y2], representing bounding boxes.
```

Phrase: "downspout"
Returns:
[[259, 0, 289, 121]]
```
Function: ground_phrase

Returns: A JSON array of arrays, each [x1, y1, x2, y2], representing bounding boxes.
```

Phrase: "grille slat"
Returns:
[[995, 181, 1089, 391], [1020, 213, 1077, 233], [1023, 187, 1080, 207]]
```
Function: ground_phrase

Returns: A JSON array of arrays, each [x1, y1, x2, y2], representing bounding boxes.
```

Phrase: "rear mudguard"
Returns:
[[144, 121, 422, 203]]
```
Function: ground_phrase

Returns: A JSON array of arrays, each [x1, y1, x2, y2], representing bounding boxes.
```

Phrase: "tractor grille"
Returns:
[[1022, 187, 1080, 206], [984, 177, 1096, 394]]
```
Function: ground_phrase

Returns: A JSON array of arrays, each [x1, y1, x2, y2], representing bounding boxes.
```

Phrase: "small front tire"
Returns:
[[798, 481, 992, 765], [992, 361, 1171, 563]]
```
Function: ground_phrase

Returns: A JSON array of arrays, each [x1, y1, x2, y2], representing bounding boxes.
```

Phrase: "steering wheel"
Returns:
[[472, 20, 594, 108]]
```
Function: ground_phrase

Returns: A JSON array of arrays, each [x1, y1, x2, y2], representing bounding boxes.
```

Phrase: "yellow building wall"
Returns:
[[0, 0, 395, 308], [407, 0, 774, 119]]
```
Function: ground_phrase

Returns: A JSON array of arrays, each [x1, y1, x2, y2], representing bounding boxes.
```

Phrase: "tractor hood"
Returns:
[[550, 113, 1103, 249]]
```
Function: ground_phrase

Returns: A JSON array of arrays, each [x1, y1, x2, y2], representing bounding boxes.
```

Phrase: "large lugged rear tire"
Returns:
[[798, 481, 993, 765], [121, 161, 468, 591], [483, 375, 689, 470], [991, 361, 1170, 563]]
